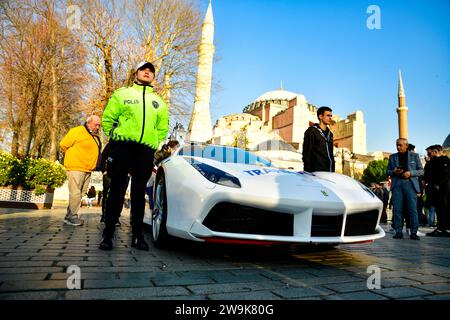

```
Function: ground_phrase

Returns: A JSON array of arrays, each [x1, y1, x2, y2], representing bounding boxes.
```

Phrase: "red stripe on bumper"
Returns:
[[201, 237, 282, 245], [348, 240, 374, 244]]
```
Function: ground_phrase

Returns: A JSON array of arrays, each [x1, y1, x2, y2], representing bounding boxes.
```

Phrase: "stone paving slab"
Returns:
[[49, 272, 119, 280], [424, 294, 450, 300], [250, 270, 313, 281], [208, 291, 282, 300], [0, 291, 62, 300], [375, 287, 434, 299], [209, 272, 270, 284], [116, 272, 165, 280], [152, 275, 215, 286], [83, 279, 154, 289], [324, 291, 389, 300], [380, 277, 423, 288], [0, 273, 48, 281], [417, 283, 450, 294], [323, 281, 374, 293], [64, 286, 190, 300], [402, 274, 450, 284], [0, 261, 54, 273], [157, 295, 209, 300], [0, 267, 65, 274], [294, 275, 364, 287], [187, 281, 287, 295], [272, 286, 335, 299], [0, 280, 69, 292]]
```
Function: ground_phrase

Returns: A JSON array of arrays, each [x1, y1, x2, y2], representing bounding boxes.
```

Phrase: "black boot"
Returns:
[[131, 235, 149, 251], [99, 237, 113, 251]]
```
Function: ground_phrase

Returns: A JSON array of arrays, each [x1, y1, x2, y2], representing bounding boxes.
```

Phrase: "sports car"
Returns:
[[146, 144, 385, 248]]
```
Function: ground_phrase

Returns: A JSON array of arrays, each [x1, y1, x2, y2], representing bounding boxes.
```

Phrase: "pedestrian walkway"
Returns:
[[0, 207, 449, 300]]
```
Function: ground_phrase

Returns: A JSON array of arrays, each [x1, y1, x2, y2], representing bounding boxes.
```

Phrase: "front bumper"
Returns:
[[188, 202, 385, 244]]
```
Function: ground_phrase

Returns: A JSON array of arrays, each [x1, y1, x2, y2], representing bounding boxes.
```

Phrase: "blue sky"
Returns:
[[201, 0, 450, 155]]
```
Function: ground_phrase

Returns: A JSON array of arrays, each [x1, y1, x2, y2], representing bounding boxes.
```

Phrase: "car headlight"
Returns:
[[189, 160, 241, 188], [358, 182, 376, 198]]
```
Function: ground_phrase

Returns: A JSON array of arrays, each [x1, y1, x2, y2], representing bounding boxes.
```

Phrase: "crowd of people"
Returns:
[[375, 141, 449, 240], [302, 106, 449, 241], [370, 183, 389, 223]]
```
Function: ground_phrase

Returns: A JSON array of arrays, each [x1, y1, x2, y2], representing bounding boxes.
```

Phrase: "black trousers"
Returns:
[[103, 141, 155, 239], [433, 188, 449, 231], [101, 174, 111, 220]]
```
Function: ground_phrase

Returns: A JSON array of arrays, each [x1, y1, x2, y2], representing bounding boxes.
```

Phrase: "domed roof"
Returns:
[[252, 139, 297, 152], [255, 89, 304, 102], [443, 133, 450, 149]]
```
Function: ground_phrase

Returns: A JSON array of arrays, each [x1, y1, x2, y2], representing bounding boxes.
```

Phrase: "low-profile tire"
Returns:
[[151, 174, 170, 248]]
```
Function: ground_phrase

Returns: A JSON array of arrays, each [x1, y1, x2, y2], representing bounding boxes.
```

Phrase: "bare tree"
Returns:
[[0, 0, 88, 159], [0, 0, 207, 158], [0, 0, 33, 156], [73, 0, 129, 113], [131, 0, 202, 121]]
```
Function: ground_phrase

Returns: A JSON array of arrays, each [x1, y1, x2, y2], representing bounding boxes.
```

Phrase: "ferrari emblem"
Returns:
[[321, 190, 329, 197]]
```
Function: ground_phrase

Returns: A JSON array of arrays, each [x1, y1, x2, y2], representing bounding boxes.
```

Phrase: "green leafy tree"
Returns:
[[361, 159, 389, 186]]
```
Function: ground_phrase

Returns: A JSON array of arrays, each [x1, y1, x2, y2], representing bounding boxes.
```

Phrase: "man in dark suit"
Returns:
[[386, 138, 424, 240]]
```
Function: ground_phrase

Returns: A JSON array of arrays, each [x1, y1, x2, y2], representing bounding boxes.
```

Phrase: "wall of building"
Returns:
[[291, 104, 316, 149], [331, 111, 367, 154], [272, 106, 294, 142], [214, 94, 368, 163]]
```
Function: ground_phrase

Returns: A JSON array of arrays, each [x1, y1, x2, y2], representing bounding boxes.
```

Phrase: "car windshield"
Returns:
[[178, 145, 272, 167]]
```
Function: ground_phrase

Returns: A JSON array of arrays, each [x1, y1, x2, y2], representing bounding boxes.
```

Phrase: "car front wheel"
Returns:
[[152, 174, 170, 248]]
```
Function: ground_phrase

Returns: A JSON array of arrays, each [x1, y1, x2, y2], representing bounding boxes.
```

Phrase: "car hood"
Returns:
[[184, 157, 381, 211]]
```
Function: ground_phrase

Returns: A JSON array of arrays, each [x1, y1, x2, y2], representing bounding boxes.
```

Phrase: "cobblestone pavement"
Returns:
[[0, 206, 449, 300]]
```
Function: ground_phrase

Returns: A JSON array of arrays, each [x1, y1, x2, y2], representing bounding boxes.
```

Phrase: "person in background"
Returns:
[[59, 115, 102, 226], [374, 182, 389, 223], [386, 138, 424, 240], [425, 145, 450, 237], [86, 186, 96, 208], [302, 106, 335, 173]]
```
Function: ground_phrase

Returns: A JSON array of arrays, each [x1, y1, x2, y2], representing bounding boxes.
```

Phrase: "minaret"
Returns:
[[188, 0, 214, 143], [397, 70, 408, 139]]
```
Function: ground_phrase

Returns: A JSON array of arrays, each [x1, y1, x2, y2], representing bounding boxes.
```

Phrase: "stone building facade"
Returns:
[[212, 88, 368, 171]]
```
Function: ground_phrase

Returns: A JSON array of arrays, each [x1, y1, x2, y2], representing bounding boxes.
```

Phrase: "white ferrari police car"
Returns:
[[148, 144, 385, 248]]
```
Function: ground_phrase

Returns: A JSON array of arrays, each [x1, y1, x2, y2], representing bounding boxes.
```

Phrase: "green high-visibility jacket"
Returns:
[[102, 83, 169, 149]]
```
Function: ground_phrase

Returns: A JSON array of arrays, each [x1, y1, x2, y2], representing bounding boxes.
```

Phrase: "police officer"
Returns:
[[99, 61, 169, 251]]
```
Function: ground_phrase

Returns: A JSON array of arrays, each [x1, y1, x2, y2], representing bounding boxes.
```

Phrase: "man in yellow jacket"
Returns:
[[60, 115, 102, 226]]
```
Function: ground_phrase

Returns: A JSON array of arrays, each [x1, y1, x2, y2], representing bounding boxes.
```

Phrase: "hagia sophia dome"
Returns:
[[244, 88, 311, 114], [254, 89, 305, 103], [443, 134, 450, 149]]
